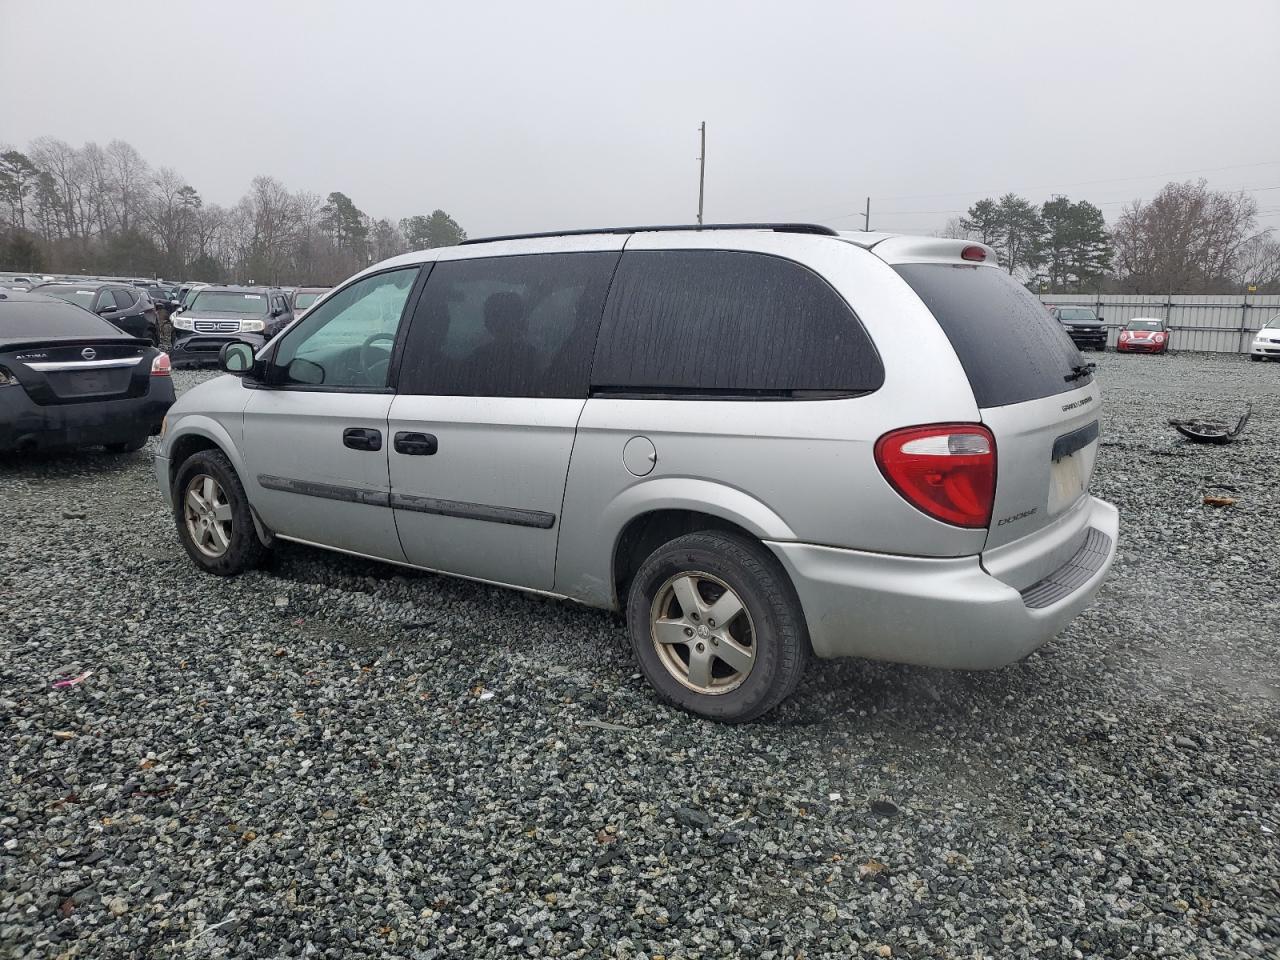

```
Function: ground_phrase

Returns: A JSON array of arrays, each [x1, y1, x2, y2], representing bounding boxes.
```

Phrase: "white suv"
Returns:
[[155, 224, 1118, 721]]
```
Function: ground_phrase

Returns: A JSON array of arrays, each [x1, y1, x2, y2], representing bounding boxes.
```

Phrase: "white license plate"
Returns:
[[1049, 451, 1087, 513]]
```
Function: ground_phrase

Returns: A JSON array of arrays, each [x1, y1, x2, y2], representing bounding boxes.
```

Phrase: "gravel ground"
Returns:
[[2, 355, 1278, 960]]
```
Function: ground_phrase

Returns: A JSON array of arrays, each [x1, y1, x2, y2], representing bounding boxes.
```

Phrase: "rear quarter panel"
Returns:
[[554, 233, 987, 607]]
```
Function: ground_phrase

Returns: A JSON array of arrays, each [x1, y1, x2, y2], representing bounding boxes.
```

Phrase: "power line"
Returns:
[[826, 184, 1280, 222], [775, 158, 1280, 220]]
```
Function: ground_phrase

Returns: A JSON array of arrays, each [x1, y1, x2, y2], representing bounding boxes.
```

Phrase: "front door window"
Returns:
[[272, 268, 419, 388]]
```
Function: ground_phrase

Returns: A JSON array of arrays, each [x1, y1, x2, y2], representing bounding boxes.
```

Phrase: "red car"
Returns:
[[1116, 318, 1169, 354]]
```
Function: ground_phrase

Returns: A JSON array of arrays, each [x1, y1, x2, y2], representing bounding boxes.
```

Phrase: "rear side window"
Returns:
[[397, 252, 620, 398], [894, 264, 1087, 408], [112, 289, 136, 310], [592, 250, 883, 395]]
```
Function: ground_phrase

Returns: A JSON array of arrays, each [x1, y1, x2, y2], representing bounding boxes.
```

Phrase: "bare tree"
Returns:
[[1237, 236, 1280, 294], [936, 217, 978, 241], [1113, 179, 1269, 293], [106, 140, 151, 234], [4, 136, 468, 280], [29, 137, 88, 243]]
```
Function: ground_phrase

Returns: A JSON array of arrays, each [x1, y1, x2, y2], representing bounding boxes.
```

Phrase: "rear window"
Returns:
[[592, 250, 883, 395], [36, 286, 96, 309], [0, 299, 128, 339], [895, 264, 1088, 408]]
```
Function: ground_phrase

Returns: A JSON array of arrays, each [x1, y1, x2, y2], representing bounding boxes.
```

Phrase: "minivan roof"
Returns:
[[368, 224, 999, 273], [460, 222, 839, 246]]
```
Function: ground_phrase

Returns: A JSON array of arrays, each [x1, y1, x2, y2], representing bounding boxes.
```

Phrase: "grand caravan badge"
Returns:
[[1061, 395, 1094, 412]]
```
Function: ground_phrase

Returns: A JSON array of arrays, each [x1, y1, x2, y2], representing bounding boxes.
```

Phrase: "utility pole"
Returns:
[[697, 122, 706, 226], [862, 197, 871, 232]]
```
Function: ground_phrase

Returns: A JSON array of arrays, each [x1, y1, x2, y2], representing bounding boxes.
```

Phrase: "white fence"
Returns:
[[1039, 294, 1280, 353]]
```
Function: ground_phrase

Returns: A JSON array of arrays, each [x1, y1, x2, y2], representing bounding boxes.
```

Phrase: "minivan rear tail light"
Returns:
[[874, 424, 997, 528], [151, 352, 171, 377], [960, 245, 987, 262]]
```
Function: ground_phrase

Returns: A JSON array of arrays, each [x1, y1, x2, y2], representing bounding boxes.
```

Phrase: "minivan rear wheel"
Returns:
[[172, 449, 267, 576], [625, 531, 809, 722]]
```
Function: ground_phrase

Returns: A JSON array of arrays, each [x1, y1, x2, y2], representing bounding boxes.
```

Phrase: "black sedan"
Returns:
[[0, 291, 175, 453]]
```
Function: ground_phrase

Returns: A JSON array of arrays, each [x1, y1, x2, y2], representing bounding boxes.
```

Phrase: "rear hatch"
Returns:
[[2, 338, 153, 404], [889, 256, 1100, 578]]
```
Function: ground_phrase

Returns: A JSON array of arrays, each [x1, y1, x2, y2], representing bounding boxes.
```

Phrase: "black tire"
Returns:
[[172, 448, 267, 576], [104, 435, 149, 453], [624, 530, 810, 722], [1250, 354, 1261, 362]]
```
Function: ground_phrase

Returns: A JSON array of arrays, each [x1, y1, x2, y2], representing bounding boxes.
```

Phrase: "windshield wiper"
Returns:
[[1064, 362, 1096, 383]]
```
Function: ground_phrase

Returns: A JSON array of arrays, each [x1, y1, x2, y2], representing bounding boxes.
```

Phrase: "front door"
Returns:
[[241, 266, 422, 561], [388, 248, 621, 591]]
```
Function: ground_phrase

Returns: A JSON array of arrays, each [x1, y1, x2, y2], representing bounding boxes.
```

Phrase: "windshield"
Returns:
[[37, 286, 98, 309], [1266, 316, 1280, 329], [294, 292, 322, 310], [1125, 320, 1163, 331], [189, 291, 269, 315], [0, 300, 125, 338], [1057, 308, 1098, 322]]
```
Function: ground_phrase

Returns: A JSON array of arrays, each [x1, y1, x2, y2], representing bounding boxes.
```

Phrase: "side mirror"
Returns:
[[286, 357, 325, 385], [1096, 315, 1104, 322], [219, 341, 256, 375]]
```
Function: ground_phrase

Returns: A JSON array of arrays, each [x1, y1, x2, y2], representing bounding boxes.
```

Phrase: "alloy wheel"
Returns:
[[183, 473, 233, 558], [650, 571, 756, 694]]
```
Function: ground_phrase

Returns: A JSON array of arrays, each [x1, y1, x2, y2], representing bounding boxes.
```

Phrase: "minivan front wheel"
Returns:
[[626, 531, 809, 722], [172, 449, 266, 576]]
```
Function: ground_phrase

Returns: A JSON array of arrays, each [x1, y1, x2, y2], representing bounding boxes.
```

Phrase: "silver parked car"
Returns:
[[154, 224, 1118, 721]]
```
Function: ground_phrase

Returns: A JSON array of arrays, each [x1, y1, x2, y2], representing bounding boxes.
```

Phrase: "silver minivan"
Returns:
[[155, 224, 1118, 721]]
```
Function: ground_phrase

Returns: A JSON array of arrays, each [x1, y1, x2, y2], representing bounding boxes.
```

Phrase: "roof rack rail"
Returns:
[[458, 222, 838, 246]]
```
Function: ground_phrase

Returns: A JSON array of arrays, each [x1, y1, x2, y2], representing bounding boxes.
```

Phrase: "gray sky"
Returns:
[[3, 0, 1278, 238]]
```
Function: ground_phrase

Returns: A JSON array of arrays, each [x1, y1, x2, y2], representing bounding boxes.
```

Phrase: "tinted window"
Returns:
[[112, 289, 136, 310], [397, 252, 619, 398], [592, 250, 883, 395], [0, 299, 127, 338], [294, 291, 322, 310], [895, 264, 1087, 408], [272, 267, 419, 388]]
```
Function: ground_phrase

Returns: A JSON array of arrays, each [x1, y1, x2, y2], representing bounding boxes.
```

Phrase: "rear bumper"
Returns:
[[171, 333, 265, 367], [767, 496, 1119, 669], [0, 380, 175, 452]]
